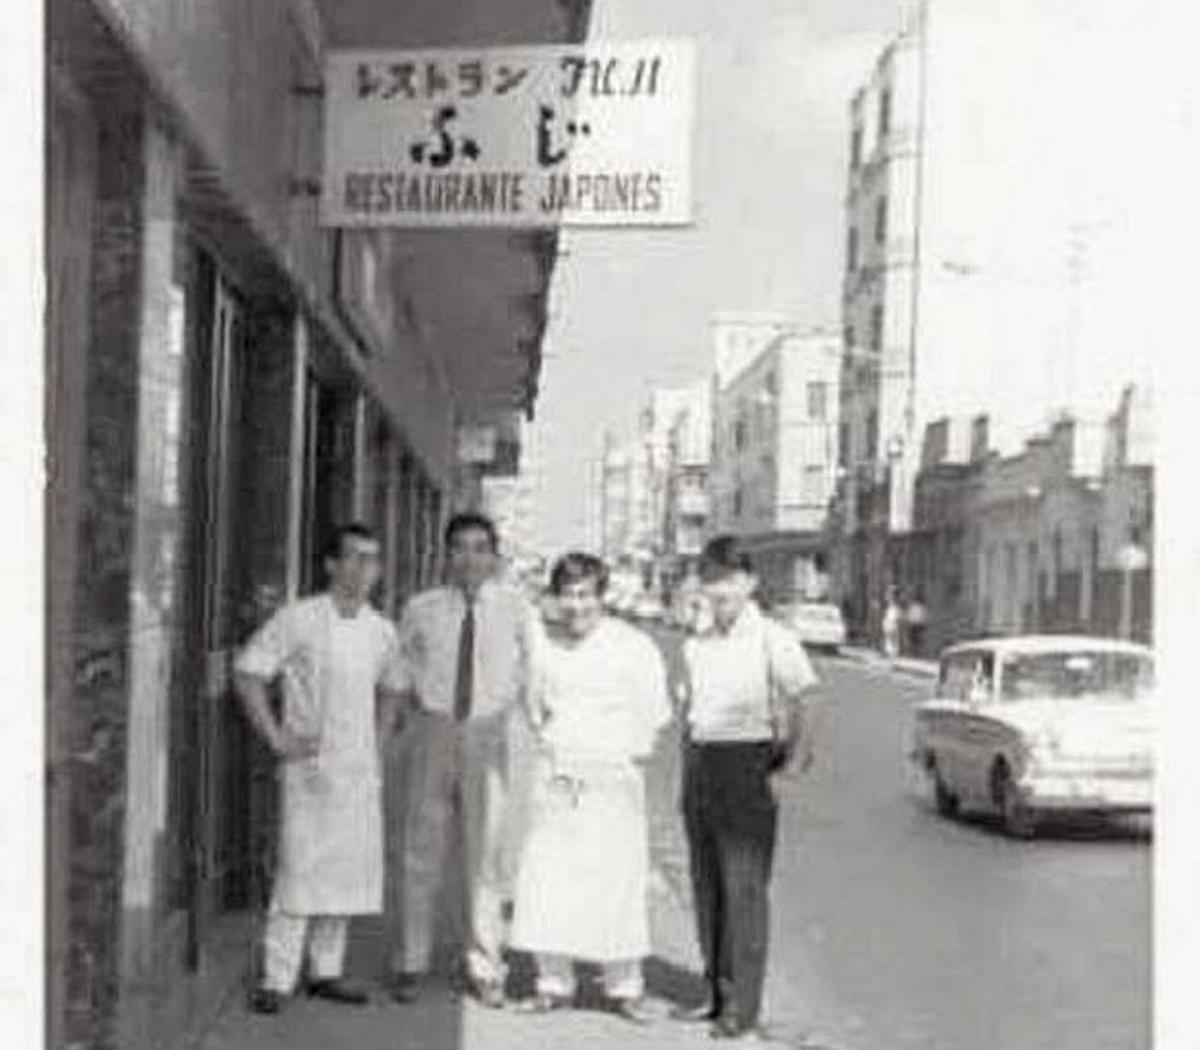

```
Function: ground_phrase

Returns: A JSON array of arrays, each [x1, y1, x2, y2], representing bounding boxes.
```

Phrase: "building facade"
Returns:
[[44, 0, 589, 1047], [663, 380, 712, 564], [831, 0, 1158, 640], [710, 329, 841, 604], [907, 386, 1153, 656]]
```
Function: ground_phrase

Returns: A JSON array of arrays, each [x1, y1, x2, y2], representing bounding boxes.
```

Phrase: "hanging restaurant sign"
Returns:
[[320, 39, 695, 228]]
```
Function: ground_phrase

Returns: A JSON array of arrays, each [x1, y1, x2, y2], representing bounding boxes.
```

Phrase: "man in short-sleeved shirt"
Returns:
[[233, 524, 409, 1014], [677, 536, 818, 1042]]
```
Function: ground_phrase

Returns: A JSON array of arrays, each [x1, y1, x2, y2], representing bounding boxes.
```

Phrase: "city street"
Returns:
[[752, 651, 1152, 1050], [199, 633, 1151, 1050]]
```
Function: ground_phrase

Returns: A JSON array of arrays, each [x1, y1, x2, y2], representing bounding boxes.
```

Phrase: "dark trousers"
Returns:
[[682, 741, 777, 1032]]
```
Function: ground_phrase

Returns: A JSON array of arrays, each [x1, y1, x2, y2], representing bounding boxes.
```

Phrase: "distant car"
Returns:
[[777, 601, 847, 652], [909, 635, 1155, 839]]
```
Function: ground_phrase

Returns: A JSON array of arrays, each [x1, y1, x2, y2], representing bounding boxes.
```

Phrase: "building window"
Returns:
[[802, 464, 825, 503], [733, 486, 744, 518], [850, 125, 863, 170], [865, 409, 878, 460], [874, 197, 888, 246], [734, 419, 747, 452], [847, 227, 859, 273], [838, 421, 850, 467], [870, 304, 884, 353], [879, 87, 892, 137], [807, 381, 828, 421], [843, 324, 855, 350]]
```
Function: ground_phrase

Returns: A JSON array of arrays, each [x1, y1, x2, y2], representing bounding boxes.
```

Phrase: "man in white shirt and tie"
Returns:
[[385, 513, 536, 1007], [677, 535, 819, 1043]]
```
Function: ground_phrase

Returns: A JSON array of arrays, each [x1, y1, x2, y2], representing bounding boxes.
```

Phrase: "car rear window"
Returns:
[[998, 651, 1154, 701]]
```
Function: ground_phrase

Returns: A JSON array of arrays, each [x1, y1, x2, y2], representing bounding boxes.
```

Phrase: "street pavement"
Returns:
[[199, 628, 1150, 1050]]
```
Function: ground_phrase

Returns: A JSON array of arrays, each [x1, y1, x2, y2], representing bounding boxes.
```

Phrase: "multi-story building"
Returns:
[[481, 417, 546, 567], [908, 385, 1153, 655], [44, 0, 590, 1047], [664, 379, 712, 564], [833, 0, 1157, 638], [711, 329, 841, 604], [712, 311, 796, 389]]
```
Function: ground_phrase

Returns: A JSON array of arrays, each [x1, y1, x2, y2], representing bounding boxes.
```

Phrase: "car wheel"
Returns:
[[994, 762, 1036, 840], [929, 758, 959, 817]]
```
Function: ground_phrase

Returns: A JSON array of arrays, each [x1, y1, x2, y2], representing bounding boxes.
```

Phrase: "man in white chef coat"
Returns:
[[234, 524, 410, 1014], [386, 513, 537, 1007], [508, 552, 671, 1023]]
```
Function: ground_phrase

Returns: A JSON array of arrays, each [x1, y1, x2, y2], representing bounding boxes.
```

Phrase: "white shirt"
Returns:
[[398, 579, 536, 720], [682, 602, 817, 743], [534, 616, 671, 768]]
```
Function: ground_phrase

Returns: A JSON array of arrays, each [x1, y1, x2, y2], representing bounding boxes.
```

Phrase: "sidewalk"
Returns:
[[197, 733, 718, 1050], [840, 646, 938, 681]]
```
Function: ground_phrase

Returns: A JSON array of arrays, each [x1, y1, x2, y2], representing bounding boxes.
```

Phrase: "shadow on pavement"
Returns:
[[946, 810, 1153, 844]]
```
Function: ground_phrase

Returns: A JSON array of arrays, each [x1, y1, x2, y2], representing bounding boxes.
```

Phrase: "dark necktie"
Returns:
[[454, 600, 475, 721]]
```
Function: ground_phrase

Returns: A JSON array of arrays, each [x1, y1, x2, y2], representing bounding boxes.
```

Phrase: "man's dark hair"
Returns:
[[549, 551, 609, 596], [698, 534, 753, 582], [323, 522, 378, 562], [444, 512, 499, 553]]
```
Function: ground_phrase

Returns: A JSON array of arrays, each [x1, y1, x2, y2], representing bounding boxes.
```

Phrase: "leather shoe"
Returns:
[[471, 978, 506, 1009], [610, 997, 657, 1025], [247, 988, 285, 1015], [306, 977, 370, 1005], [672, 998, 721, 1022], [512, 992, 570, 1014], [390, 972, 422, 1004]]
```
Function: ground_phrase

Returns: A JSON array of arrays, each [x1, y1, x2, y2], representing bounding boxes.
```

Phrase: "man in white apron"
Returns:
[[234, 524, 410, 1014], [385, 513, 536, 1007], [509, 552, 670, 1023]]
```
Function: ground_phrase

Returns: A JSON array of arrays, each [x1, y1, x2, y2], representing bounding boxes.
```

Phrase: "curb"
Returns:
[[842, 647, 938, 680]]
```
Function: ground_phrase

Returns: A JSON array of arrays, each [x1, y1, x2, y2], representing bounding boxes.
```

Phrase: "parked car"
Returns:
[[909, 635, 1155, 838], [776, 601, 847, 652]]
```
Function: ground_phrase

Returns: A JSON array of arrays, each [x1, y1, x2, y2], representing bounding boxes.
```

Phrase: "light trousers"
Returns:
[[261, 911, 349, 993], [385, 710, 512, 984], [535, 954, 644, 1001]]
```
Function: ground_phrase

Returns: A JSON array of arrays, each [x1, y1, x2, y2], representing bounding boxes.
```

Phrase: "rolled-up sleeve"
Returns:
[[768, 624, 818, 699], [235, 606, 294, 681]]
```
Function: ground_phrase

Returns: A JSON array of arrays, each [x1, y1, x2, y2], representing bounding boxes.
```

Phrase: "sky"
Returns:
[[532, 0, 904, 551]]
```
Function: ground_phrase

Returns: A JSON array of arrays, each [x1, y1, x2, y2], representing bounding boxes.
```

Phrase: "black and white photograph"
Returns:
[[5, 0, 1200, 1048]]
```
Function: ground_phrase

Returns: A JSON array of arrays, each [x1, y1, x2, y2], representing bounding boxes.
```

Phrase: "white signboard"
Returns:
[[321, 39, 694, 228]]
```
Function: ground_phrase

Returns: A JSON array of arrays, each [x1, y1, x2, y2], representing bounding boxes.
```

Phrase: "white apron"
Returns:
[[240, 596, 392, 916], [509, 618, 669, 961]]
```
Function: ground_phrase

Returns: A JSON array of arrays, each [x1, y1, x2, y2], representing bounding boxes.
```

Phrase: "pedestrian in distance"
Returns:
[[904, 590, 928, 657], [675, 535, 819, 1044], [233, 524, 411, 1015], [508, 552, 671, 1023], [881, 588, 902, 660], [385, 512, 537, 1008]]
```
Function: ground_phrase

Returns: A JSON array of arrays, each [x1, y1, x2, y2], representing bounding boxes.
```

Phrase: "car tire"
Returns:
[[930, 759, 959, 817], [994, 762, 1037, 840]]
